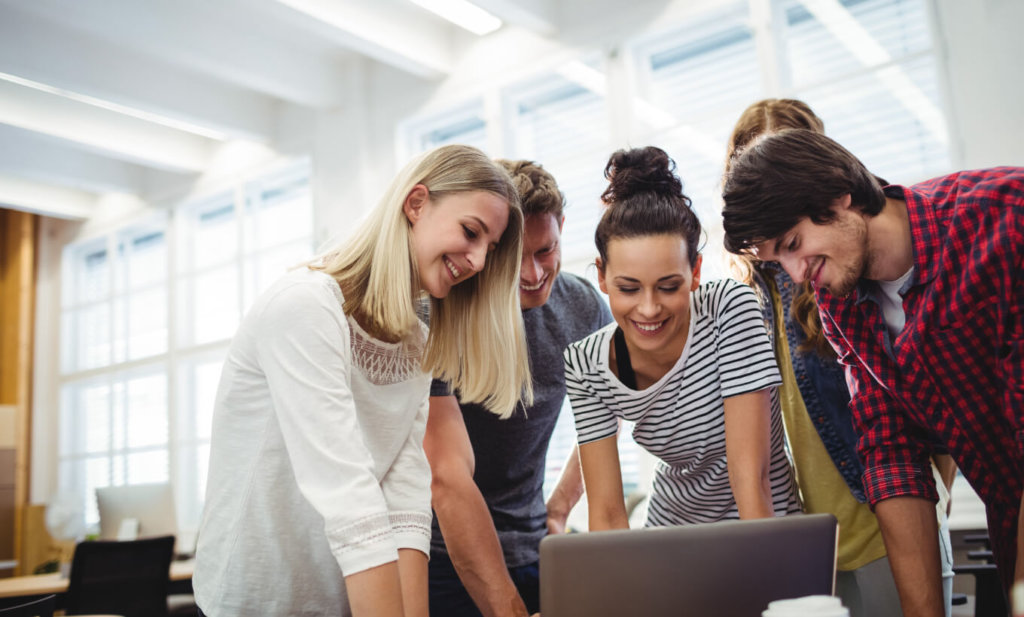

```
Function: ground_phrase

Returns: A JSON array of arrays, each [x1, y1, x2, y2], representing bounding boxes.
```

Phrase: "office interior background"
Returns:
[[0, 0, 1021, 569]]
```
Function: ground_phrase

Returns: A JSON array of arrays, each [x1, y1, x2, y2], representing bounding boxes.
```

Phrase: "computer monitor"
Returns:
[[96, 483, 178, 544]]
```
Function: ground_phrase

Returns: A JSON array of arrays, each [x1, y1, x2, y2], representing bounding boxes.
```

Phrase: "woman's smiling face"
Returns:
[[404, 185, 510, 299], [598, 234, 702, 361]]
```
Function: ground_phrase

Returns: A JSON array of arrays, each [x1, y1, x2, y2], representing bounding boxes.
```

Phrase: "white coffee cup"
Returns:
[[762, 595, 850, 617]]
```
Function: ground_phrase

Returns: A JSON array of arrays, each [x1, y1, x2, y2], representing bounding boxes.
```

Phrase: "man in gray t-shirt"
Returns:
[[424, 160, 612, 617]]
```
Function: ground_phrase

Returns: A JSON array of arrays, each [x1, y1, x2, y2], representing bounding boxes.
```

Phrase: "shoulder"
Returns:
[[552, 272, 604, 307], [564, 323, 615, 369], [694, 278, 759, 320], [548, 272, 612, 325], [257, 268, 345, 322], [911, 167, 1024, 195], [243, 269, 352, 357], [909, 168, 1024, 218]]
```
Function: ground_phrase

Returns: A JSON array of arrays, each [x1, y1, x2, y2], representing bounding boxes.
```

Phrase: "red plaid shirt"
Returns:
[[817, 168, 1024, 588]]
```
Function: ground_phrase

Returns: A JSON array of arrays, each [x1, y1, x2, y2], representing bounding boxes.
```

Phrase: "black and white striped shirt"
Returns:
[[564, 278, 799, 525]]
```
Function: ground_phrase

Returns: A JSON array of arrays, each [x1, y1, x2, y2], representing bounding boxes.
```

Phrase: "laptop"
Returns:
[[540, 513, 838, 617]]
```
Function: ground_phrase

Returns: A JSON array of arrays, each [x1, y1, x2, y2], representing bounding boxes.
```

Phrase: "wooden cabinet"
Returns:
[[0, 210, 38, 577]]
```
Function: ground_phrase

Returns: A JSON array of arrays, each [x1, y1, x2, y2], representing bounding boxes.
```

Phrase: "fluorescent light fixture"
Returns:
[[0, 71, 227, 141], [408, 0, 502, 35]]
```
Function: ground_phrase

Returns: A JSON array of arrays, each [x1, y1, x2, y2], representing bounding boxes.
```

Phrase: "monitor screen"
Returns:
[[95, 483, 178, 544]]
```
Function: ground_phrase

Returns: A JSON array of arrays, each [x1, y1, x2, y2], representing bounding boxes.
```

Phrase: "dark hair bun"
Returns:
[[601, 146, 683, 204]]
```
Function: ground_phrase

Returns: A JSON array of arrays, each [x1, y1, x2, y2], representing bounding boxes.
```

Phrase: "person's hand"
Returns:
[[530, 613, 541, 617], [546, 509, 568, 535]]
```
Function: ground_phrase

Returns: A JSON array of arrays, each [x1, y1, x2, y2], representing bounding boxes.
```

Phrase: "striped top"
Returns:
[[564, 278, 800, 525]]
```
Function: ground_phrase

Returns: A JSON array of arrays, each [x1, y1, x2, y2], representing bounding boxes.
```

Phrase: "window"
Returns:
[[503, 60, 611, 275], [631, 2, 762, 282], [58, 159, 313, 533], [629, 0, 949, 272], [399, 101, 489, 160], [780, 0, 950, 181], [399, 0, 953, 515], [61, 222, 170, 373]]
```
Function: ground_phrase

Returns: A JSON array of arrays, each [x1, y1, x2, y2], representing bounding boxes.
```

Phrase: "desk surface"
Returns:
[[0, 559, 193, 599]]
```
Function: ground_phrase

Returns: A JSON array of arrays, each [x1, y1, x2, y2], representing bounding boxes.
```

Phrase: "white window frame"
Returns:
[[55, 158, 314, 539]]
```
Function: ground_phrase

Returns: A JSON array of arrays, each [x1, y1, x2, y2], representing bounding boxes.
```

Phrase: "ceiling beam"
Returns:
[[268, 0, 456, 79], [0, 175, 96, 220], [0, 125, 153, 195], [472, 0, 557, 35], [3, 0, 349, 108], [0, 5, 278, 143], [0, 79, 213, 173]]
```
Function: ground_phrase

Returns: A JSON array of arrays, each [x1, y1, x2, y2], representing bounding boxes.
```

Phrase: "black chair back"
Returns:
[[66, 535, 175, 617], [0, 594, 56, 617]]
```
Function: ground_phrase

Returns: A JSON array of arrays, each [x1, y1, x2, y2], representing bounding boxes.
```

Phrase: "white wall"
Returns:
[[933, 0, 1024, 168]]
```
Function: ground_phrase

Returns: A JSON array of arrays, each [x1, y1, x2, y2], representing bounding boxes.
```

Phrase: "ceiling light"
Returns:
[[408, 0, 502, 35]]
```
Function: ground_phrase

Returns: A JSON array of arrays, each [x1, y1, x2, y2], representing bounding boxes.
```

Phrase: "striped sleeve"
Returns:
[[564, 331, 619, 445], [712, 279, 782, 399]]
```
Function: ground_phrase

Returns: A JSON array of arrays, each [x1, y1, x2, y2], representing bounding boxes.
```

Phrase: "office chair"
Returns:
[[0, 594, 56, 617], [65, 535, 175, 617], [953, 533, 1009, 617]]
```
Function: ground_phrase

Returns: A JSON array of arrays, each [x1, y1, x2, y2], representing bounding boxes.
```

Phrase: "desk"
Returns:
[[0, 559, 193, 600]]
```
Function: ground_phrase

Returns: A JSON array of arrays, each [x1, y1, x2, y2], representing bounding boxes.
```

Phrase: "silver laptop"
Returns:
[[540, 513, 838, 617]]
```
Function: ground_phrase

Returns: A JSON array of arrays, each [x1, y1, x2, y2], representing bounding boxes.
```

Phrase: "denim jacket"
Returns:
[[754, 265, 867, 503]]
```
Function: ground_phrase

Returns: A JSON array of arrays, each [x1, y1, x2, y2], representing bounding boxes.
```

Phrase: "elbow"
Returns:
[[588, 500, 629, 531], [428, 464, 471, 511], [729, 466, 774, 519]]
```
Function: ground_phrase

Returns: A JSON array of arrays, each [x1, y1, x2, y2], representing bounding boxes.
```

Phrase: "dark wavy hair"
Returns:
[[721, 128, 885, 255], [596, 146, 701, 270]]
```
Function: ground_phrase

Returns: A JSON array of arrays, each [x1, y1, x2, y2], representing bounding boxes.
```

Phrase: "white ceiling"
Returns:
[[0, 0, 558, 219]]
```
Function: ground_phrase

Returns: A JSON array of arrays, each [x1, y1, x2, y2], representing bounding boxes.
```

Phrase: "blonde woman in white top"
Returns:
[[194, 145, 532, 617]]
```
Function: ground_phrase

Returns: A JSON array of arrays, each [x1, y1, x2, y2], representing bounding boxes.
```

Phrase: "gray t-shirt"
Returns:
[[430, 272, 612, 567]]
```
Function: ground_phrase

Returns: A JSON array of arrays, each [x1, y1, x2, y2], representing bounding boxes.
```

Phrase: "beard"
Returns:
[[824, 215, 869, 298], [826, 253, 866, 298]]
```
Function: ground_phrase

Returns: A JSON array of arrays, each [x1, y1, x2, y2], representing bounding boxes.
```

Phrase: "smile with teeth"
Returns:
[[632, 318, 668, 333], [520, 275, 547, 292], [444, 256, 462, 280]]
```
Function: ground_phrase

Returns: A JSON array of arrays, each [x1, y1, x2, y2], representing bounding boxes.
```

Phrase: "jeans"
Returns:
[[429, 550, 539, 617]]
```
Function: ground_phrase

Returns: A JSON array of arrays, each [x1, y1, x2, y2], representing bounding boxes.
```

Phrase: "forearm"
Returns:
[[1015, 493, 1024, 615], [723, 390, 774, 519], [579, 437, 629, 531], [588, 500, 629, 531], [397, 548, 428, 617], [729, 472, 775, 519], [875, 496, 945, 617], [1016, 492, 1024, 582], [346, 561, 405, 617], [434, 480, 527, 617], [546, 445, 585, 534], [932, 454, 957, 494]]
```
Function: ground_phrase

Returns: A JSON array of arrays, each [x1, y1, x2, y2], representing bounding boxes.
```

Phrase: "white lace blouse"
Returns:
[[194, 268, 432, 616]]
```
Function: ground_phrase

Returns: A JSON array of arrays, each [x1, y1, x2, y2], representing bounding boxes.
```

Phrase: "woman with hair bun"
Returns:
[[564, 146, 799, 530]]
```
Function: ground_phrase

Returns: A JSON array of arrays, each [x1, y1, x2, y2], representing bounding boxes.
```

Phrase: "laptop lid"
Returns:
[[540, 513, 838, 617]]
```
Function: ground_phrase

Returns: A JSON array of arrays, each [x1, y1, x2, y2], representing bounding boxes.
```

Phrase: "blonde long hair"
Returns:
[[312, 145, 532, 417], [723, 98, 835, 358]]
